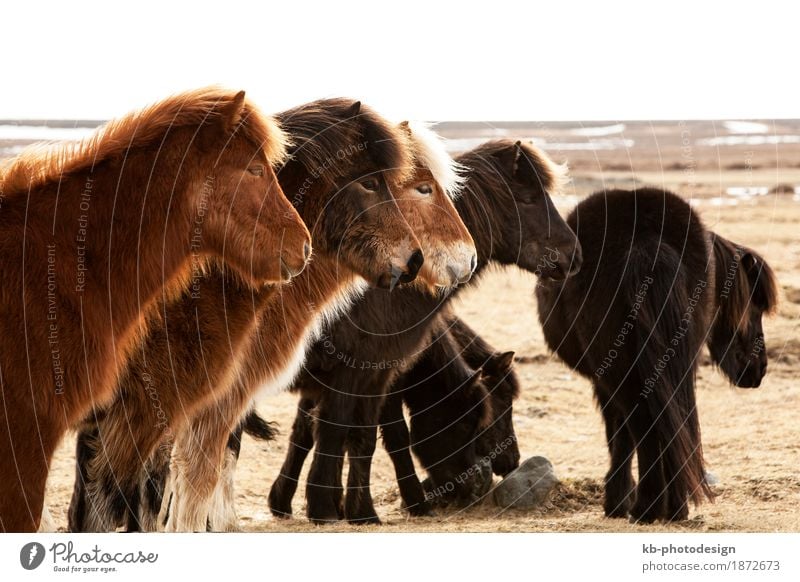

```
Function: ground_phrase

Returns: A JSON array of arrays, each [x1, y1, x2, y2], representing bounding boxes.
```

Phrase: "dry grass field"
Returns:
[[25, 120, 800, 532]]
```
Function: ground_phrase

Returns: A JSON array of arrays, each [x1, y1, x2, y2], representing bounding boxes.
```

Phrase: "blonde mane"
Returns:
[[0, 86, 288, 197], [403, 121, 466, 199]]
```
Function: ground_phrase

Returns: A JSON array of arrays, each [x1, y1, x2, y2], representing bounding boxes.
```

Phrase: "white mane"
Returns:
[[404, 121, 466, 200]]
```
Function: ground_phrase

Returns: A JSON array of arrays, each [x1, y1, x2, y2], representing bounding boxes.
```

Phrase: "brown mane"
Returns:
[[276, 97, 412, 188], [712, 233, 779, 333], [0, 86, 288, 197], [454, 139, 569, 258]]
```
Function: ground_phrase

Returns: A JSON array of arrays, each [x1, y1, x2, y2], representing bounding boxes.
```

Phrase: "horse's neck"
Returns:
[[75, 152, 195, 338], [249, 255, 366, 390], [455, 191, 497, 271], [274, 256, 364, 337]]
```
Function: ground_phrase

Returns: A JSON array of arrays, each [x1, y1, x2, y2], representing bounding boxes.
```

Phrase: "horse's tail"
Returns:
[[624, 245, 713, 506], [240, 409, 279, 442]]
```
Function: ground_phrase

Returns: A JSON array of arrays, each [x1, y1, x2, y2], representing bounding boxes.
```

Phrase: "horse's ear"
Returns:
[[513, 141, 543, 184], [512, 141, 523, 175], [496, 140, 524, 175], [740, 250, 758, 272], [221, 90, 247, 133], [398, 120, 412, 136], [347, 100, 362, 118], [495, 351, 515, 373]]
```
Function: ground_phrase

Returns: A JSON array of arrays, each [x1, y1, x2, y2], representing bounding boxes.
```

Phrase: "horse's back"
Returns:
[[537, 188, 711, 382]]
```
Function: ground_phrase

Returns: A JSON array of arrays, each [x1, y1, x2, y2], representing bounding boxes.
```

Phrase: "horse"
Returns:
[[67, 98, 425, 532], [0, 87, 310, 532], [267, 139, 582, 524], [379, 313, 520, 511], [377, 313, 519, 510], [157, 119, 478, 532], [535, 187, 778, 523]]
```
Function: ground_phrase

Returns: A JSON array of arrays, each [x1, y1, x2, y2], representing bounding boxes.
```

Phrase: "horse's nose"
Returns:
[[303, 241, 312, 261], [470, 254, 478, 274], [447, 254, 476, 286], [405, 249, 424, 281], [383, 249, 424, 290], [568, 242, 583, 276], [545, 241, 582, 280]]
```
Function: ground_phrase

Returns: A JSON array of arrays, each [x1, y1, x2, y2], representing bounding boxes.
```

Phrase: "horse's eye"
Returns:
[[248, 165, 265, 177], [416, 184, 433, 195], [361, 179, 379, 191]]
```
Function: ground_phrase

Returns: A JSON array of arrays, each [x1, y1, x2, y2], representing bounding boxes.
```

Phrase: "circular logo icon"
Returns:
[[20, 542, 46, 570]]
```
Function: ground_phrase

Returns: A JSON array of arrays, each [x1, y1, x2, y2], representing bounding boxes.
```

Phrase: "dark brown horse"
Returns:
[[536, 187, 778, 523], [0, 87, 310, 532], [267, 139, 581, 524], [159, 120, 477, 532], [380, 313, 520, 510]]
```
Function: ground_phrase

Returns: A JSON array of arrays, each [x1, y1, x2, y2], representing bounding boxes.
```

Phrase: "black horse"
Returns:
[[251, 314, 519, 517], [267, 139, 581, 523], [380, 313, 520, 510], [536, 187, 778, 523]]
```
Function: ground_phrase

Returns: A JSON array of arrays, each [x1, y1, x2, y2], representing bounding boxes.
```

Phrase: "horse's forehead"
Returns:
[[412, 167, 435, 183], [396, 167, 436, 190]]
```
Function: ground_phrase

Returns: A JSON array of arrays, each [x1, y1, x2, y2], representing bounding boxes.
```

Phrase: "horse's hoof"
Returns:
[[270, 507, 293, 520], [308, 514, 340, 525], [604, 507, 630, 519], [604, 498, 632, 519], [404, 501, 435, 517], [628, 507, 659, 524], [307, 505, 341, 525], [347, 514, 381, 525], [665, 504, 689, 522]]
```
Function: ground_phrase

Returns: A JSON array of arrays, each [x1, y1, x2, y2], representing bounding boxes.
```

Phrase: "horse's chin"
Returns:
[[732, 372, 764, 389], [726, 360, 765, 389], [536, 274, 565, 285]]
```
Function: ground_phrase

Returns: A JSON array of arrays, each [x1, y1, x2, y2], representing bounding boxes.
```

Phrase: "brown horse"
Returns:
[[160, 120, 477, 531], [0, 87, 310, 532]]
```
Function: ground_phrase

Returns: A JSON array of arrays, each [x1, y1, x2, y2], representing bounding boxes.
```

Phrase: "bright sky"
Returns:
[[1, 0, 796, 121]]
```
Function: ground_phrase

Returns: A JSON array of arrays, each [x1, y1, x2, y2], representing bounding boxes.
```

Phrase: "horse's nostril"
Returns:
[[406, 249, 424, 278], [303, 242, 311, 261]]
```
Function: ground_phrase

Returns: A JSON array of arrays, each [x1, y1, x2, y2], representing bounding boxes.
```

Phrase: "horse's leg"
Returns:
[[68, 423, 98, 532], [164, 417, 229, 532], [596, 387, 636, 518], [343, 405, 381, 524], [207, 426, 244, 532], [38, 502, 57, 533], [379, 392, 432, 516], [269, 397, 317, 518], [628, 406, 667, 524], [75, 410, 169, 532], [0, 407, 60, 532], [665, 399, 699, 522], [604, 415, 636, 518], [306, 395, 353, 524], [131, 439, 173, 532]]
